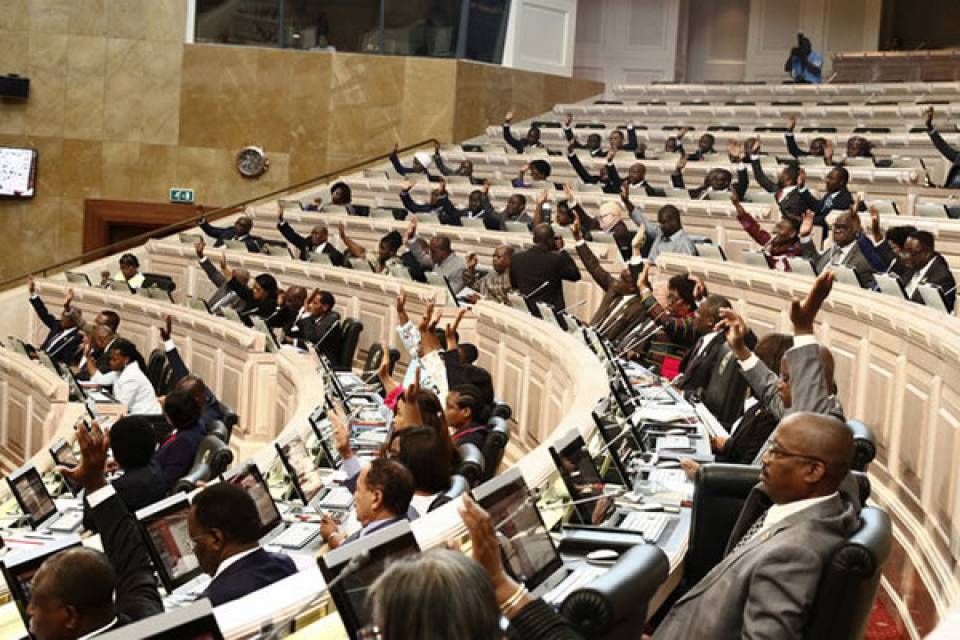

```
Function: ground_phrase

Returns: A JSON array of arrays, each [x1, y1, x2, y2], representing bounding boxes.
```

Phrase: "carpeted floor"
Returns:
[[865, 598, 907, 640]]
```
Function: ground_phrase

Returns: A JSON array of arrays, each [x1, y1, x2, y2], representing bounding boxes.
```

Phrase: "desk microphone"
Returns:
[[313, 319, 342, 352], [535, 487, 629, 512], [557, 299, 588, 315], [594, 427, 634, 456], [940, 284, 957, 298], [884, 257, 898, 274], [522, 280, 551, 300]]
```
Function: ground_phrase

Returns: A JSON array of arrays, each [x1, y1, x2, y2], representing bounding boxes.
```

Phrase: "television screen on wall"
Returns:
[[0, 146, 37, 199]]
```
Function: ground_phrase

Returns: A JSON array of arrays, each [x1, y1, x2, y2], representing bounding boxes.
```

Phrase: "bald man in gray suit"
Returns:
[[653, 412, 859, 639]]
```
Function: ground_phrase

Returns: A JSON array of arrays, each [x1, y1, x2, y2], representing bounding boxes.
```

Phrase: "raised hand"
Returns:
[[564, 113, 572, 127], [159, 315, 173, 341], [716, 308, 750, 359], [727, 140, 742, 160], [405, 216, 418, 241], [536, 189, 548, 206], [437, 177, 447, 194], [691, 274, 706, 300], [194, 239, 205, 259], [459, 495, 528, 615], [675, 154, 687, 172], [60, 420, 109, 494], [869, 204, 882, 241], [481, 180, 490, 194], [798, 167, 806, 188], [504, 111, 514, 124], [446, 307, 468, 349], [27, 274, 35, 295], [393, 142, 399, 155], [64, 288, 75, 310], [924, 106, 934, 130], [395, 289, 407, 315], [328, 402, 353, 459], [465, 253, 478, 271], [729, 188, 740, 204], [563, 183, 575, 202], [791, 271, 835, 335], [606, 148, 617, 162], [787, 115, 797, 131], [800, 211, 815, 237], [567, 141, 577, 156], [620, 181, 630, 203], [677, 127, 690, 139], [400, 179, 414, 192], [638, 261, 652, 291], [276, 204, 283, 222], [823, 138, 834, 160]]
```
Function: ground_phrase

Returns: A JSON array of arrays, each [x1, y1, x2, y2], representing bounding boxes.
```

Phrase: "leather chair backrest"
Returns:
[[804, 507, 892, 640], [684, 463, 762, 585], [172, 435, 234, 495], [206, 420, 230, 444], [490, 402, 513, 421], [387, 348, 401, 376], [561, 544, 669, 640], [362, 342, 385, 379], [480, 417, 510, 482], [145, 349, 176, 397], [428, 475, 470, 512], [700, 343, 749, 428], [846, 420, 877, 472], [336, 319, 364, 371], [456, 443, 485, 486]]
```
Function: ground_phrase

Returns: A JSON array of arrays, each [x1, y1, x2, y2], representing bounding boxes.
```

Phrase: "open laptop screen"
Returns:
[[223, 462, 283, 536], [1, 536, 82, 631], [319, 521, 421, 640], [308, 413, 342, 470], [548, 429, 615, 525], [136, 495, 203, 592], [471, 467, 562, 591], [7, 465, 58, 528], [275, 433, 326, 505]]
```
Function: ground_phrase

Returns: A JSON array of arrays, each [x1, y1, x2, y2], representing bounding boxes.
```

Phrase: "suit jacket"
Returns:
[[574, 243, 645, 343], [203, 548, 298, 607], [277, 221, 344, 265], [226, 279, 278, 326], [671, 167, 748, 201], [289, 310, 342, 360], [82, 465, 167, 532], [750, 160, 807, 221], [154, 424, 205, 491], [800, 238, 877, 288], [566, 154, 620, 194], [166, 346, 226, 430], [88, 491, 164, 623], [675, 332, 728, 394], [653, 488, 859, 640], [928, 127, 960, 188], [509, 245, 582, 311], [199, 220, 263, 252], [875, 243, 956, 312], [716, 403, 778, 464], [199, 258, 245, 312], [800, 187, 854, 221], [30, 297, 83, 366]]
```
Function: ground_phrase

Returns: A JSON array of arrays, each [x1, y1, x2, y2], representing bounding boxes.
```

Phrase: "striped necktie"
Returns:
[[731, 509, 768, 554]]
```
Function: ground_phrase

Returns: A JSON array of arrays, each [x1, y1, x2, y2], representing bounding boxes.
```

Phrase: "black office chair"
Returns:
[[335, 319, 363, 371], [172, 435, 234, 495], [846, 420, 876, 472], [490, 401, 512, 421], [479, 416, 510, 483], [361, 343, 386, 383], [145, 348, 176, 396], [560, 544, 669, 640], [456, 443, 485, 487], [206, 419, 231, 444], [428, 475, 470, 512]]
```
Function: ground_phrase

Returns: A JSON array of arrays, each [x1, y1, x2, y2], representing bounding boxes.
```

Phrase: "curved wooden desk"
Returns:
[[655, 254, 960, 637]]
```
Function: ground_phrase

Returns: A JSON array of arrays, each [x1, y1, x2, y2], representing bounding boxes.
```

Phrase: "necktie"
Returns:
[[731, 509, 769, 554], [831, 244, 844, 264], [822, 193, 835, 213]]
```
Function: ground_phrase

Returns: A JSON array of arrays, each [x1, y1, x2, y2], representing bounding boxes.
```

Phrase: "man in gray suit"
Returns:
[[652, 412, 859, 640], [194, 240, 248, 314], [799, 209, 877, 289]]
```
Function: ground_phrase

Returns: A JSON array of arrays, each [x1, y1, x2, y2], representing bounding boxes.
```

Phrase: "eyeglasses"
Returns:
[[358, 626, 383, 639], [764, 440, 826, 466]]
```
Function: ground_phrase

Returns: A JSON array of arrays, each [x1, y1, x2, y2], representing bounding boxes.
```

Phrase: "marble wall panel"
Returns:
[[0, 30, 31, 76], [287, 53, 333, 181], [145, 0, 188, 43], [136, 143, 179, 202], [251, 48, 295, 152], [107, 0, 147, 41], [68, 0, 108, 37], [64, 36, 108, 140], [29, 0, 70, 35], [100, 141, 140, 200], [178, 45, 223, 148], [0, 0, 29, 32], [61, 139, 104, 199], [140, 41, 183, 145], [25, 70, 67, 138], [400, 58, 457, 145], [103, 38, 145, 142]]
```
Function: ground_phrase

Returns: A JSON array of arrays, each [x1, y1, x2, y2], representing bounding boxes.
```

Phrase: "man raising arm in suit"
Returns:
[[799, 206, 877, 289], [276, 206, 344, 265], [28, 421, 162, 640]]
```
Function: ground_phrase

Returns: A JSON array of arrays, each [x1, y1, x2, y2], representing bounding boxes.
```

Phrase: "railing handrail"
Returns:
[[0, 139, 440, 290]]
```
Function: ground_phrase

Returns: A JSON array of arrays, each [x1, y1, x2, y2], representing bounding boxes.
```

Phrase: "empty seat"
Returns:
[[428, 474, 471, 511], [480, 416, 510, 482], [456, 443, 485, 486], [914, 203, 948, 218], [172, 435, 235, 495], [334, 319, 363, 371]]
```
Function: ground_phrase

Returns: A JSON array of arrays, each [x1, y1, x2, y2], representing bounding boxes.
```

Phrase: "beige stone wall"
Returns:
[[0, 0, 602, 281]]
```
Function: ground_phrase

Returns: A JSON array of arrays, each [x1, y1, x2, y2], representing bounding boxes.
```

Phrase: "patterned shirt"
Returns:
[[463, 268, 514, 305]]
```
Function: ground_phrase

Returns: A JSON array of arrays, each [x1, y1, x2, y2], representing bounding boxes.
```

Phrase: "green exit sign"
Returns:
[[169, 188, 195, 204]]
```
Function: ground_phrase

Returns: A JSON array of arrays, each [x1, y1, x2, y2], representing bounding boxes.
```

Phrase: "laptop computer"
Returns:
[[109, 280, 134, 293], [786, 257, 817, 276], [308, 413, 344, 470], [223, 462, 322, 550], [827, 264, 863, 288], [65, 271, 91, 286], [48, 438, 81, 497], [6, 464, 83, 533], [278, 199, 304, 212], [251, 316, 281, 353], [185, 296, 212, 314], [318, 521, 422, 640], [96, 598, 224, 640], [275, 432, 353, 513], [1, 536, 82, 632], [695, 243, 726, 261], [222, 307, 244, 324], [918, 283, 950, 313], [137, 494, 209, 601], [741, 250, 771, 268], [592, 412, 643, 484], [262, 240, 293, 258]]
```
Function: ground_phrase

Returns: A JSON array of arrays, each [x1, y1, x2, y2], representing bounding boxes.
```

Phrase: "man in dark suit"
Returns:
[[276, 208, 344, 265], [871, 223, 956, 312], [784, 115, 827, 158], [319, 458, 415, 549], [82, 416, 166, 532], [799, 209, 877, 289], [572, 219, 644, 344], [195, 240, 249, 313], [198, 212, 263, 252], [263, 285, 307, 333], [509, 224, 582, 311], [924, 107, 960, 188], [673, 294, 753, 395], [27, 277, 84, 366], [154, 390, 205, 492], [188, 483, 298, 607], [746, 142, 807, 222], [286, 289, 342, 360], [160, 315, 228, 431], [671, 150, 748, 200], [77, 324, 117, 382], [502, 111, 543, 153], [653, 413, 859, 639], [29, 421, 162, 639], [800, 166, 856, 223]]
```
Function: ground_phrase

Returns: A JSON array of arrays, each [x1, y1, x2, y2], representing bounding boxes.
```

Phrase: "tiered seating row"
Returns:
[[611, 81, 960, 101]]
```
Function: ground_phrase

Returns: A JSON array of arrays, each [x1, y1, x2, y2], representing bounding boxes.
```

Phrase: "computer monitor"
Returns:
[[1, 535, 82, 631], [592, 412, 640, 484], [918, 283, 950, 313], [319, 520, 421, 640], [49, 438, 81, 497], [547, 429, 615, 526], [308, 413, 342, 469], [222, 462, 283, 537], [471, 467, 563, 591], [252, 316, 280, 354], [312, 349, 349, 406], [7, 464, 58, 529], [65, 271, 92, 286], [275, 433, 326, 505], [96, 598, 225, 640], [136, 494, 204, 593]]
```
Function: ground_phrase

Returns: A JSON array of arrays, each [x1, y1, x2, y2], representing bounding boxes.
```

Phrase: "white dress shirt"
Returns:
[[905, 256, 936, 297], [760, 492, 838, 534], [213, 546, 262, 579], [114, 361, 162, 415]]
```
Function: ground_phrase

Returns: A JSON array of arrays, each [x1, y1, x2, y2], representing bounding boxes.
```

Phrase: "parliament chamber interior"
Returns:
[[3, 0, 960, 638]]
